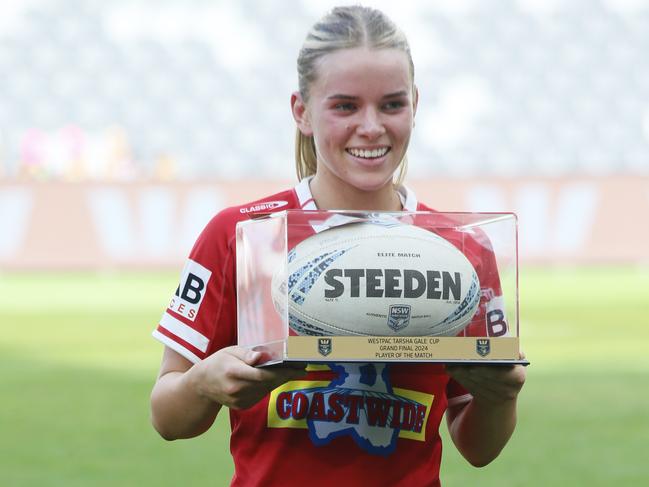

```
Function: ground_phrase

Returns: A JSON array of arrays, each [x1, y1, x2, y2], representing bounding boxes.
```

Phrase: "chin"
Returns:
[[346, 173, 395, 193]]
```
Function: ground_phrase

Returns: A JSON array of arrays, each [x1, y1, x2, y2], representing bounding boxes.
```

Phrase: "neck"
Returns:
[[309, 174, 402, 211]]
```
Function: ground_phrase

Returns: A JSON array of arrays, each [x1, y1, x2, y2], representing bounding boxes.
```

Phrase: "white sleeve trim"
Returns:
[[447, 393, 473, 408], [152, 329, 202, 364], [159, 312, 209, 353]]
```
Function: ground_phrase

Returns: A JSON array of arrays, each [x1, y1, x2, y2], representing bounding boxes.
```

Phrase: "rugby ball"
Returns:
[[272, 221, 480, 337]]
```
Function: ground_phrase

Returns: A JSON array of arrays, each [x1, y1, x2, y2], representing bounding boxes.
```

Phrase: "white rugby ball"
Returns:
[[272, 221, 480, 337]]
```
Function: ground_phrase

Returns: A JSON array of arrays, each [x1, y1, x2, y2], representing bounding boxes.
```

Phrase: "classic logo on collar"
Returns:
[[239, 200, 288, 214]]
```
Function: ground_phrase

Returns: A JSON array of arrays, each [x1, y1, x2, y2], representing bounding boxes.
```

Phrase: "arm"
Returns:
[[150, 345, 307, 441], [445, 358, 526, 467]]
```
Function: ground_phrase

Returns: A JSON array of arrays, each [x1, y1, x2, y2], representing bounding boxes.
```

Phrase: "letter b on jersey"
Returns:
[[169, 259, 212, 322], [178, 273, 205, 304]]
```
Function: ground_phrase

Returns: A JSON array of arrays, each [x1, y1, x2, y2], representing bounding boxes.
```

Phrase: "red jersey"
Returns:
[[153, 179, 508, 487]]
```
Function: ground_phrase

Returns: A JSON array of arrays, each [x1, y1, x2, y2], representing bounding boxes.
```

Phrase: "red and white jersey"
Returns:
[[153, 178, 508, 487]]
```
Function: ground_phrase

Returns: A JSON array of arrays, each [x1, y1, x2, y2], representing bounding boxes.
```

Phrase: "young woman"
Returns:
[[151, 6, 526, 486]]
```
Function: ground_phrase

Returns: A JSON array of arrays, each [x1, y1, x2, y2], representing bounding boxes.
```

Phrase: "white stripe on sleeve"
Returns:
[[152, 329, 202, 364], [159, 312, 210, 353]]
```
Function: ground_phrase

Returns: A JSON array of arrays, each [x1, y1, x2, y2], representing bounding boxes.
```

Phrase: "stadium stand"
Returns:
[[0, 0, 648, 181]]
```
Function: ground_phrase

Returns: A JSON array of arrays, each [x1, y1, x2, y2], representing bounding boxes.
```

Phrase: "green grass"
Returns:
[[440, 266, 649, 485], [1, 268, 648, 486], [0, 273, 234, 487]]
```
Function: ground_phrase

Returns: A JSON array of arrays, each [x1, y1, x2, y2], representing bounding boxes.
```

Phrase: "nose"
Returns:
[[356, 107, 386, 139]]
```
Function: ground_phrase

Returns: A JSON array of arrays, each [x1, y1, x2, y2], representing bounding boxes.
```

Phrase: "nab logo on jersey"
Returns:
[[168, 259, 212, 321]]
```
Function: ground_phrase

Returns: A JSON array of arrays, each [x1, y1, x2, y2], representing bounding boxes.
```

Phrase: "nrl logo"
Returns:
[[387, 304, 411, 332], [476, 339, 491, 357], [318, 338, 332, 357]]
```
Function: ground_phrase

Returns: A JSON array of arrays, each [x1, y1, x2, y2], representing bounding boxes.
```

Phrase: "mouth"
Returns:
[[345, 147, 391, 160]]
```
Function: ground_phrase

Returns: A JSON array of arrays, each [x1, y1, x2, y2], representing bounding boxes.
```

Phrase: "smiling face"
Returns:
[[292, 47, 418, 207]]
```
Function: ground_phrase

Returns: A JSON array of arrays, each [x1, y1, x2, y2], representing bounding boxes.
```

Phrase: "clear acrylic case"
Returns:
[[236, 210, 523, 365]]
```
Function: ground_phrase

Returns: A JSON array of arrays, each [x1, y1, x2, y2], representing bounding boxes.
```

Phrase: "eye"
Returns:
[[383, 100, 406, 111], [334, 102, 357, 112]]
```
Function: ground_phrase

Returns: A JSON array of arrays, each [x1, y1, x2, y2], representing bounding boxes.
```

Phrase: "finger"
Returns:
[[284, 361, 308, 370], [260, 365, 308, 384], [467, 366, 516, 382], [222, 346, 262, 367], [233, 364, 303, 385], [274, 365, 308, 381], [458, 378, 512, 403], [465, 368, 523, 393], [449, 364, 519, 383], [447, 367, 519, 401], [445, 364, 481, 381]]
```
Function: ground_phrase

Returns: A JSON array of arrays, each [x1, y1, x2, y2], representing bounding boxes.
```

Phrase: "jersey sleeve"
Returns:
[[152, 210, 238, 363]]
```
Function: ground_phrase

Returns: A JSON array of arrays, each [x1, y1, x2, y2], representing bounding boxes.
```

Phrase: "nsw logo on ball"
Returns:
[[387, 305, 411, 332]]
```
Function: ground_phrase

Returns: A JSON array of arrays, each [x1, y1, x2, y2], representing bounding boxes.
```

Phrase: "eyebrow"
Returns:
[[327, 91, 409, 100]]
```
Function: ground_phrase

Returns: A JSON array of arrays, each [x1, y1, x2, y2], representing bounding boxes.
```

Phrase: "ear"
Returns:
[[291, 92, 313, 136]]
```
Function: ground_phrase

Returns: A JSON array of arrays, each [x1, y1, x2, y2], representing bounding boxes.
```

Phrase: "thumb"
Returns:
[[226, 346, 262, 366], [243, 349, 263, 366]]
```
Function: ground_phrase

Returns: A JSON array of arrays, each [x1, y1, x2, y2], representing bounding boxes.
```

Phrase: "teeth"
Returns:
[[348, 147, 389, 159]]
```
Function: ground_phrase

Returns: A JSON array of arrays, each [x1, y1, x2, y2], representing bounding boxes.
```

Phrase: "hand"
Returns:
[[189, 346, 308, 410], [445, 353, 527, 405]]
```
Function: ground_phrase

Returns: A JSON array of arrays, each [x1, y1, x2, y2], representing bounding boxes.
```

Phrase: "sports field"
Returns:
[[1, 268, 647, 486]]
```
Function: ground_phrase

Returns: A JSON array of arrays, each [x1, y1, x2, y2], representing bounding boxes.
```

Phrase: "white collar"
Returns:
[[294, 176, 418, 211]]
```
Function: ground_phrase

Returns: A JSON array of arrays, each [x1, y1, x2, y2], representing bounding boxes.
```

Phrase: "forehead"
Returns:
[[311, 47, 412, 97]]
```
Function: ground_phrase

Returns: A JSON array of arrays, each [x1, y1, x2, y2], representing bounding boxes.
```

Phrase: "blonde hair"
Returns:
[[295, 6, 414, 184]]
